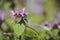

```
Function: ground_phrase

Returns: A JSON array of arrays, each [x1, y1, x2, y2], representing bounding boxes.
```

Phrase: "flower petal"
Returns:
[[20, 13, 24, 17], [58, 25, 60, 29], [10, 10, 15, 15], [22, 8, 25, 13]]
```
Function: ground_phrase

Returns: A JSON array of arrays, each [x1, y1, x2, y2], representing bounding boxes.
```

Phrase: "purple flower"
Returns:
[[10, 8, 28, 19], [0, 13, 4, 20], [41, 21, 53, 30]]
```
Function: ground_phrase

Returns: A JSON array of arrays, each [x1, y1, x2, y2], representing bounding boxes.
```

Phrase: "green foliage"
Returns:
[[24, 27, 39, 40], [25, 28, 38, 37], [52, 29, 59, 36], [4, 18, 25, 37], [4, 2, 11, 9], [0, 30, 3, 40], [28, 14, 45, 24]]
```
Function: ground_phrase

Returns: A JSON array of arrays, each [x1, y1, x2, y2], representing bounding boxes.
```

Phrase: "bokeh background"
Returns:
[[0, 0, 60, 24]]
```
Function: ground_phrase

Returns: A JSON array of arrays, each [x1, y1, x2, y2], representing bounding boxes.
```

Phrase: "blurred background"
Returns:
[[0, 0, 60, 24]]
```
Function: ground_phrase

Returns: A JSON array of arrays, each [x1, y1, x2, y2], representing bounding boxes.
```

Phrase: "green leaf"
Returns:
[[52, 29, 59, 36], [5, 19, 25, 37], [12, 24, 25, 37], [0, 30, 3, 40], [28, 14, 45, 24], [24, 27, 39, 40], [4, 2, 11, 9]]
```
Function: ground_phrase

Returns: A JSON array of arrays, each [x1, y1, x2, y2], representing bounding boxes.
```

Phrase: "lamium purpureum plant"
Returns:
[[10, 8, 39, 40], [41, 21, 54, 30], [10, 8, 39, 32], [42, 20, 60, 30], [10, 8, 28, 25], [41, 19, 60, 40]]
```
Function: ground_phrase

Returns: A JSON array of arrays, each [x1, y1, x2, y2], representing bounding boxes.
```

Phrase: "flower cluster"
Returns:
[[10, 8, 28, 19], [10, 8, 28, 25], [42, 21, 60, 30]]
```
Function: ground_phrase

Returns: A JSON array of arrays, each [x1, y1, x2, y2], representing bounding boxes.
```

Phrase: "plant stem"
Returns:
[[25, 24, 39, 35]]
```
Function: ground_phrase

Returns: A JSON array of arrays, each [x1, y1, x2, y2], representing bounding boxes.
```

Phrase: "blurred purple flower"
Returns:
[[41, 21, 49, 26], [58, 25, 60, 29], [0, 13, 4, 20], [10, 8, 28, 19], [41, 21, 53, 30]]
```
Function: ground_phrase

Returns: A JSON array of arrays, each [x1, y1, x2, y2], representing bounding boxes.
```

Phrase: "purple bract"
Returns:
[[10, 8, 28, 19]]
